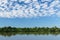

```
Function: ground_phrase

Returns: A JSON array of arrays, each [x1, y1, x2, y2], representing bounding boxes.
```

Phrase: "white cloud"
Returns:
[[0, 0, 60, 18], [41, 0, 52, 2], [56, 11, 60, 17], [24, 0, 31, 3]]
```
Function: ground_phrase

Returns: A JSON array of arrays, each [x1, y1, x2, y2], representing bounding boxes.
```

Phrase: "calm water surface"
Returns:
[[0, 34, 60, 40]]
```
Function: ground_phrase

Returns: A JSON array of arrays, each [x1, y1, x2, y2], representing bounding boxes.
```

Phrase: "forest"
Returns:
[[0, 26, 60, 36], [0, 26, 60, 32]]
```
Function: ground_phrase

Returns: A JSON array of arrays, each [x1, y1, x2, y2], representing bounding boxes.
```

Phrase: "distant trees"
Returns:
[[0, 26, 18, 32], [0, 26, 60, 33], [1, 26, 60, 36]]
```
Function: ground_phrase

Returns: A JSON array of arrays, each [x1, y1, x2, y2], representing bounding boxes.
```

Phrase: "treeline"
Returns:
[[0, 26, 60, 36], [0, 26, 60, 33]]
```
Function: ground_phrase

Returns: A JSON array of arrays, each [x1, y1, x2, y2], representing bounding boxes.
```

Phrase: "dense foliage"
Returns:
[[0, 26, 60, 33], [0, 26, 60, 36]]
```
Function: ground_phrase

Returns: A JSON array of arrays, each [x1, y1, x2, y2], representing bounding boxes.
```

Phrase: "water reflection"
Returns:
[[0, 32, 60, 37]]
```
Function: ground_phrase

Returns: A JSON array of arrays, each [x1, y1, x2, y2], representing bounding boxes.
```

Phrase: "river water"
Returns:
[[0, 34, 60, 40]]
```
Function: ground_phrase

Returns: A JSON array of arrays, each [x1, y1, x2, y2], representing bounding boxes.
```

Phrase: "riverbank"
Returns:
[[0, 26, 60, 36], [0, 26, 60, 32]]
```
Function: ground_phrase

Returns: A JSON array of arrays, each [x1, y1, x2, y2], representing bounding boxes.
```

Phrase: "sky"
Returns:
[[0, 0, 60, 27]]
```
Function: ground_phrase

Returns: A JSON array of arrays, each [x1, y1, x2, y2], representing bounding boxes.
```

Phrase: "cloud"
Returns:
[[0, 0, 60, 18]]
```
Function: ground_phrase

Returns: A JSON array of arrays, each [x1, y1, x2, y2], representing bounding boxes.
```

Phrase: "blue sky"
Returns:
[[0, 0, 60, 27], [0, 16, 60, 27]]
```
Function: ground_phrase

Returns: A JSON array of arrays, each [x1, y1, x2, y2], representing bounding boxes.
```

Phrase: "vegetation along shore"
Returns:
[[0, 26, 60, 32], [0, 26, 60, 36]]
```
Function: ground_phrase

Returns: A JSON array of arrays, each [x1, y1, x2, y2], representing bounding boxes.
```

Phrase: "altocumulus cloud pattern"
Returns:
[[0, 0, 60, 18]]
